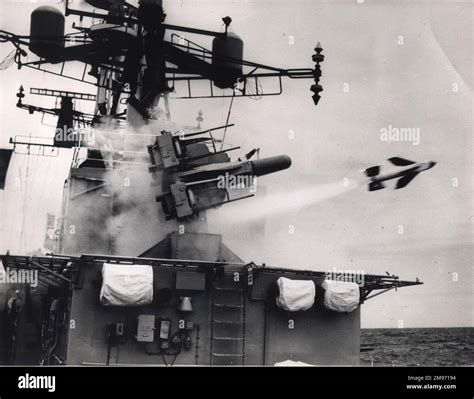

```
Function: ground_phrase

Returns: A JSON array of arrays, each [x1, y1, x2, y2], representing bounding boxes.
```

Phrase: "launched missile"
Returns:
[[176, 155, 291, 182], [364, 157, 436, 191]]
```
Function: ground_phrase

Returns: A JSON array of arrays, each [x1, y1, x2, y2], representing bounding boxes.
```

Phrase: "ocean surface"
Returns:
[[360, 328, 474, 366]]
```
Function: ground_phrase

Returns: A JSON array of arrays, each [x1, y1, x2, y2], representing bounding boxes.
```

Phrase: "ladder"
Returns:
[[210, 271, 246, 365]]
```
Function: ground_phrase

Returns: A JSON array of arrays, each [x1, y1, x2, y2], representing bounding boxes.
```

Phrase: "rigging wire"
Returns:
[[5, 155, 24, 253], [22, 147, 43, 250], [32, 155, 53, 233], [219, 90, 236, 151], [25, 154, 38, 249], [18, 134, 42, 252], [19, 152, 30, 253]]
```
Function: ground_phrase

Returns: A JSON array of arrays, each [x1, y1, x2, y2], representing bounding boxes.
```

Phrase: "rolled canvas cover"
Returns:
[[321, 279, 360, 313], [100, 263, 153, 306], [274, 360, 314, 366], [276, 277, 315, 312]]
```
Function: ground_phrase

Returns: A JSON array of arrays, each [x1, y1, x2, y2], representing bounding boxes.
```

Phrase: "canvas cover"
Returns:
[[321, 279, 360, 313], [274, 360, 314, 366], [100, 263, 153, 306], [276, 277, 315, 312]]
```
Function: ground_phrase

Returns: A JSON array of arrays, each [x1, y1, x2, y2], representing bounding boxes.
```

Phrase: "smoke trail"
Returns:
[[212, 179, 362, 224]]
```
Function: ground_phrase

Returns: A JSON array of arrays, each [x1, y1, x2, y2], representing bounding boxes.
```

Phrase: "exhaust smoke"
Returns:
[[212, 179, 361, 224]]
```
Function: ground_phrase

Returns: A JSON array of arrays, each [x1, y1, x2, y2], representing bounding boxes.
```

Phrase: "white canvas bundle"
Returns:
[[321, 279, 360, 313], [274, 360, 314, 366], [276, 277, 315, 312], [100, 263, 153, 306]]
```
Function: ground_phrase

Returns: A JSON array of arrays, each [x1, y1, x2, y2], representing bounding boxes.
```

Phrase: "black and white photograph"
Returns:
[[0, 0, 472, 395]]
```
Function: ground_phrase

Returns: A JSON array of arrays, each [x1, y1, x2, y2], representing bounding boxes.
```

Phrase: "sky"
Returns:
[[0, 0, 472, 328]]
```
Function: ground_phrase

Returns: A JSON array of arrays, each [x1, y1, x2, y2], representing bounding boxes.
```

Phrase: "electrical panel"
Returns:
[[136, 314, 155, 343]]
